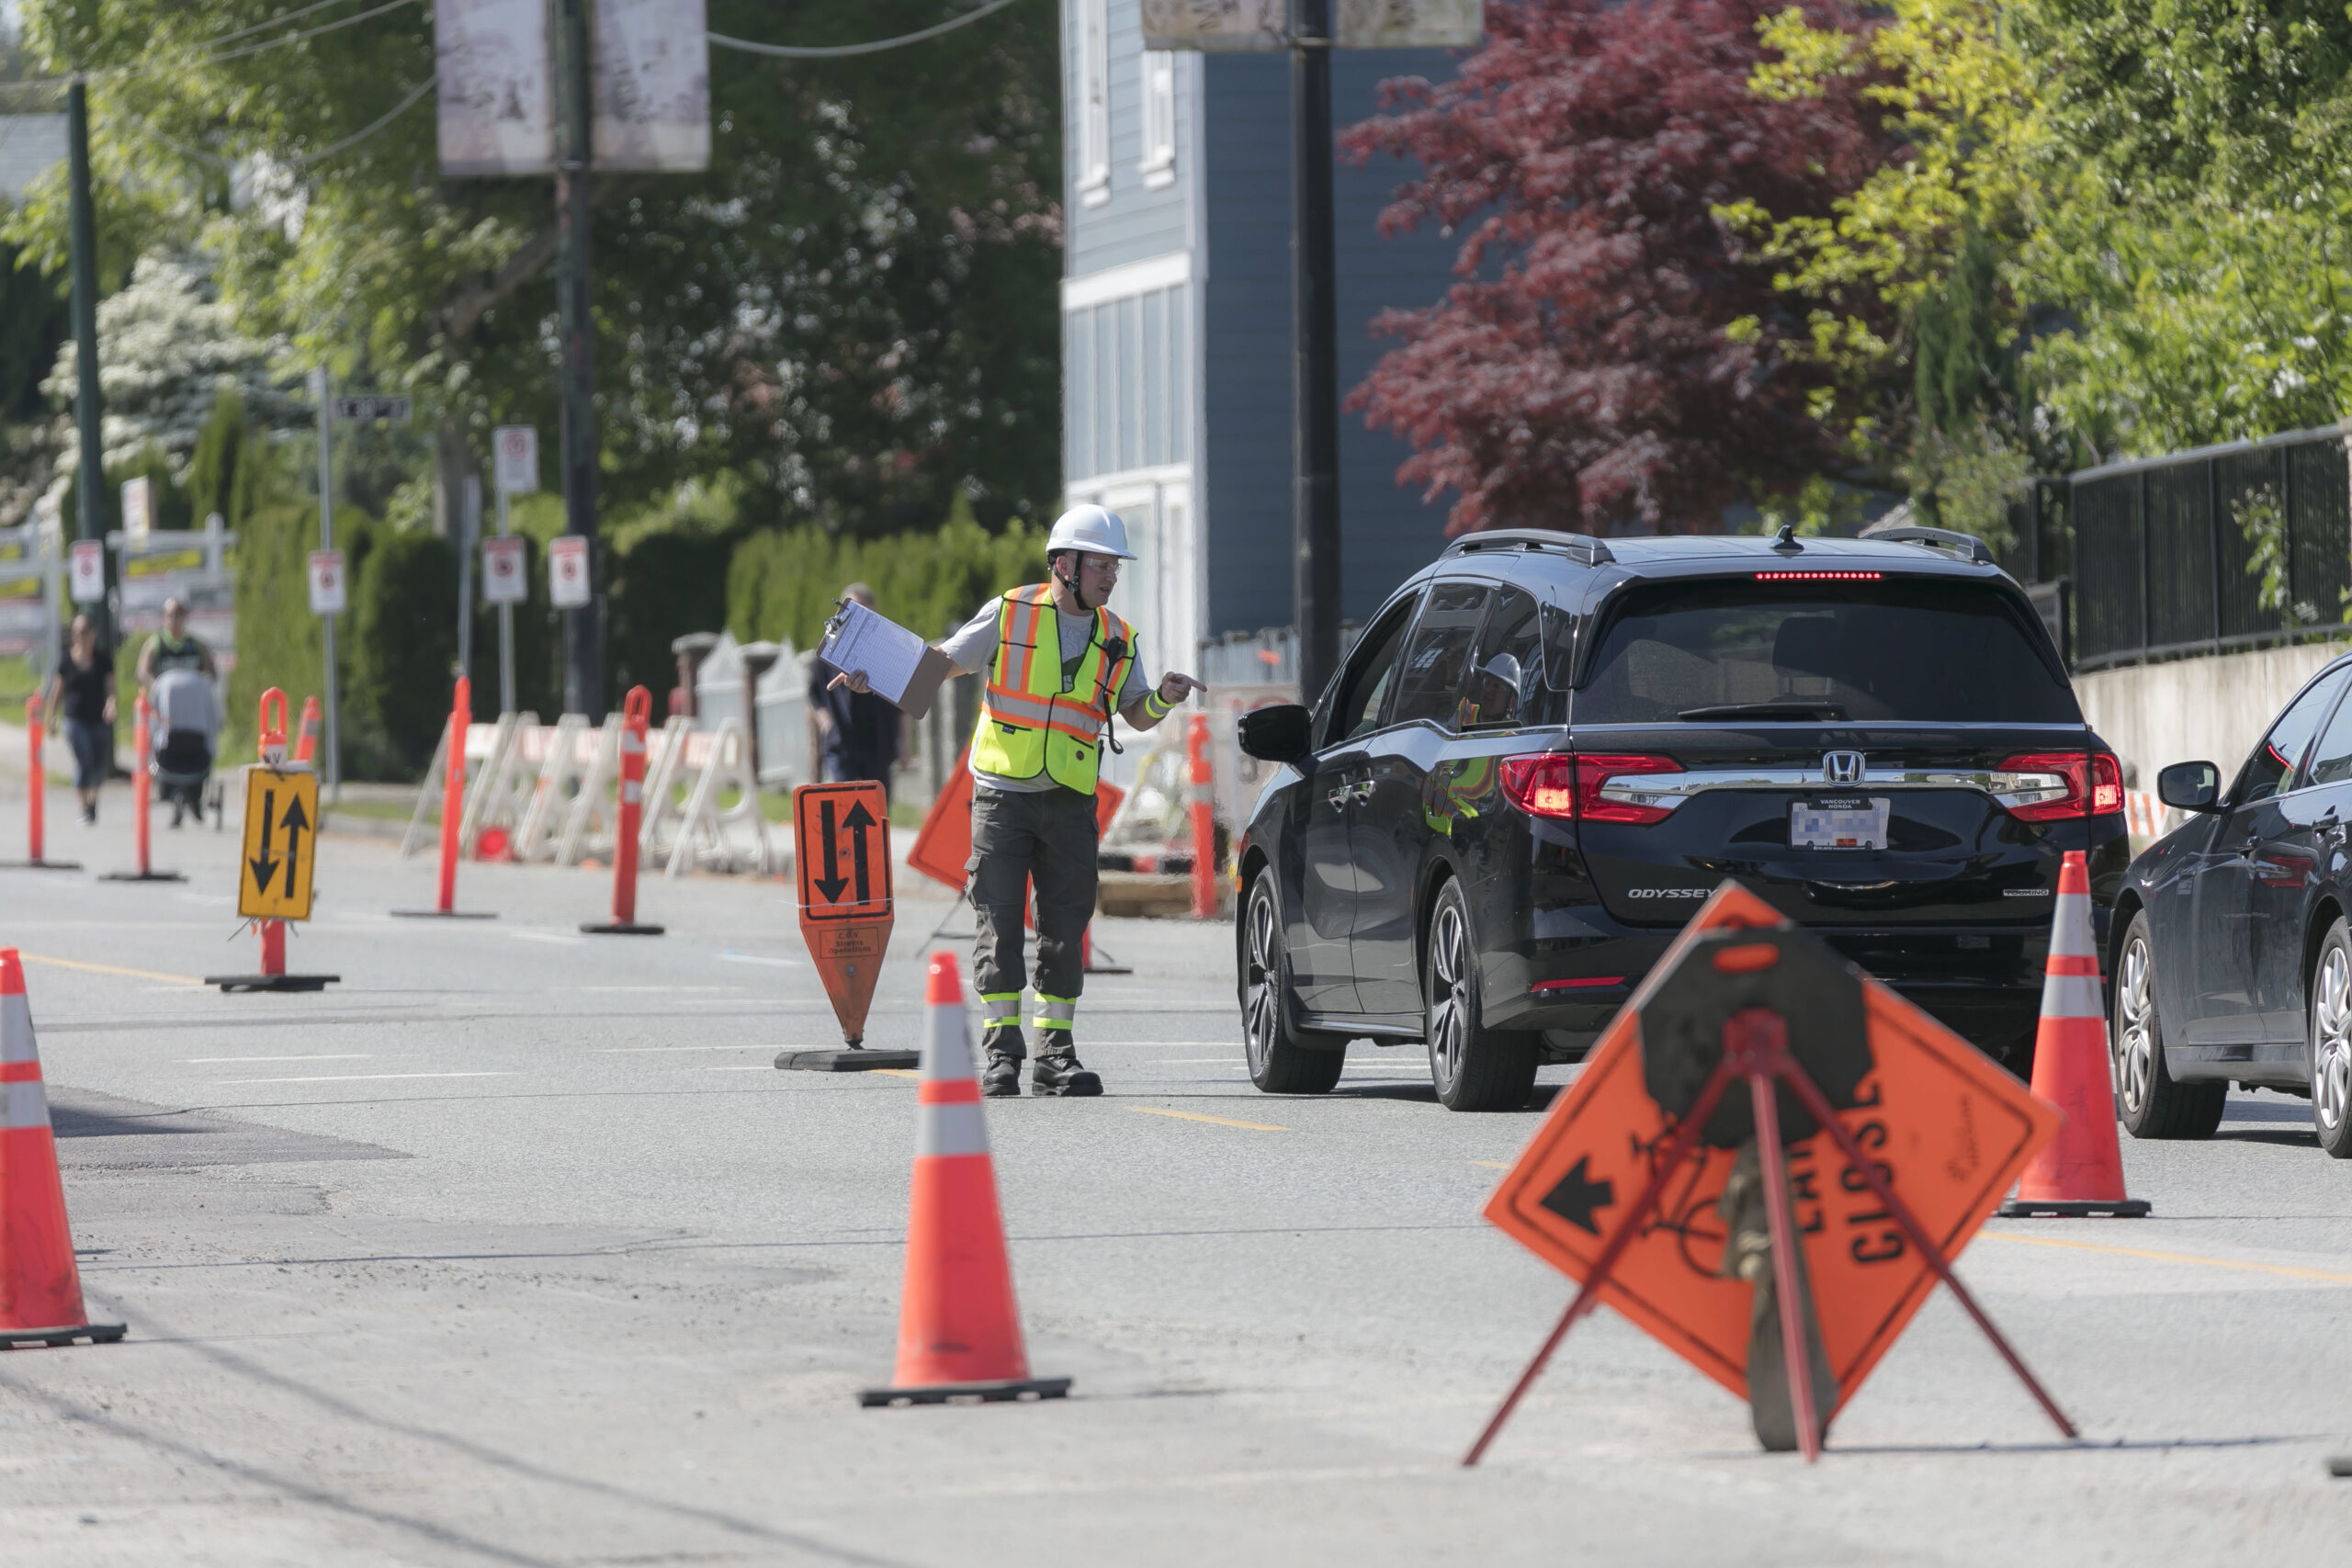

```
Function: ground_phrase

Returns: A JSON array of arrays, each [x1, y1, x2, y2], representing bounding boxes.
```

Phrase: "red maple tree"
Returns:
[[1340, 0, 1896, 535]]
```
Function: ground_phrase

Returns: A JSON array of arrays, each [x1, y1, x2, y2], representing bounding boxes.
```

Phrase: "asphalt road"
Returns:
[[2, 786, 2350, 1565]]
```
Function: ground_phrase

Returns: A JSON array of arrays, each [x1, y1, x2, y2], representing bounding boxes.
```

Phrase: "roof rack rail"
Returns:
[[1442, 528, 1615, 567], [1855, 521, 1997, 567]]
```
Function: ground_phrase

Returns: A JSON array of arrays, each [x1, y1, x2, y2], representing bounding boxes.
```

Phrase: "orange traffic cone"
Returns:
[[859, 952, 1069, 1406], [2000, 852, 2152, 1218], [0, 949, 126, 1346]]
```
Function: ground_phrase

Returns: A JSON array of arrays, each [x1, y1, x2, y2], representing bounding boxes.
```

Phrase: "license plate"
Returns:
[[1791, 797, 1889, 851]]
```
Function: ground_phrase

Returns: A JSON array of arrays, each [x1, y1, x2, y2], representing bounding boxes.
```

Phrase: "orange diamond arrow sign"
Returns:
[[1476, 879, 2063, 1447]]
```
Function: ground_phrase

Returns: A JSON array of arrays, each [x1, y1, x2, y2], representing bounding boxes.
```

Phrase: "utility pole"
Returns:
[[554, 0, 604, 717], [64, 80, 109, 652], [311, 367, 341, 799], [1290, 0, 1341, 705]]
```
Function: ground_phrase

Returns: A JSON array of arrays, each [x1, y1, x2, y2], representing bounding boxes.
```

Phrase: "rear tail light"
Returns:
[[1996, 751, 2125, 821], [1499, 753, 1683, 824]]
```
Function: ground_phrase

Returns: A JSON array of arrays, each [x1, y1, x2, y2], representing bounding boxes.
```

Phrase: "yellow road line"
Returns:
[[872, 1068, 921, 1079], [1468, 1159, 1510, 1169], [1127, 1105, 1289, 1133], [1985, 1231, 2352, 1286], [21, 953, 203, 986]]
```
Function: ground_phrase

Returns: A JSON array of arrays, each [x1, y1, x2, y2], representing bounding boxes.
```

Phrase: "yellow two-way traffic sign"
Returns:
[[239, 765, 320, 921]]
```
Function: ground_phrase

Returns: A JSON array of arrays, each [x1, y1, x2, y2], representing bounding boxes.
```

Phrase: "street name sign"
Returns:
[[238, 766, 321, 921], [332, 395, 413, 424]]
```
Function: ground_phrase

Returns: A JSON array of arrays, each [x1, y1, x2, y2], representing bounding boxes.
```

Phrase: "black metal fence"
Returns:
[[2064, 425, 2350, 671]]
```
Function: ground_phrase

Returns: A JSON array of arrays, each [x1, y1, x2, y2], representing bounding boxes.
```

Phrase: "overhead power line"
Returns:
[[708, 0, 1026, 59], [0, 0, 421, 91]]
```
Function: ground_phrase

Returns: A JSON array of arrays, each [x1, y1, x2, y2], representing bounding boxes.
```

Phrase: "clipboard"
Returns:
[[818, 599, 956, 721]]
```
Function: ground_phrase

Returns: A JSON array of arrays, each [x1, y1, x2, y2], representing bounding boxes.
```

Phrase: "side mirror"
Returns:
[[2157, 761, 2222, 812], [1238, 703, 1314, 766]]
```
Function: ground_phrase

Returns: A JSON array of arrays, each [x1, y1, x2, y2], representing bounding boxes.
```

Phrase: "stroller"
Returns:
[[150, 669, 225, 829]]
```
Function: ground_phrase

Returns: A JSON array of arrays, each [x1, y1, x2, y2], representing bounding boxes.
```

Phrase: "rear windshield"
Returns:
[[1577, 578, 2079, 725]]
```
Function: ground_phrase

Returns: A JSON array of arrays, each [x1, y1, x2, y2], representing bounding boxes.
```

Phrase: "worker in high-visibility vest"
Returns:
[[830, 505, 1204, 1095]]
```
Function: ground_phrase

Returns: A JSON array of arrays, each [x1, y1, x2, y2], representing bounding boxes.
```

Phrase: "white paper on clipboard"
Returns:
[[817, 599, 929, 705]]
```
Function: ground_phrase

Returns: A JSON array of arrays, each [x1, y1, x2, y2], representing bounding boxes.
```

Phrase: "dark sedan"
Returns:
[[2114, 651, 2352, 1155]]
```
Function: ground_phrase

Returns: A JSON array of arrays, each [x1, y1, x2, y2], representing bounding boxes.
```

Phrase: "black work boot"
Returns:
[[1030, 1046, 1102, 1098], [980, 1026, 1025, 1099]]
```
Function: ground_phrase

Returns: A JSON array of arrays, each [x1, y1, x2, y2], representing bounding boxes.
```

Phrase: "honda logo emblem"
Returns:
[[1823, 750, 1866, 784]]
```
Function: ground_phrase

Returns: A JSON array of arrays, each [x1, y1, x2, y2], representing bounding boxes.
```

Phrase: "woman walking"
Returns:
[[43, 615, 115, 825]]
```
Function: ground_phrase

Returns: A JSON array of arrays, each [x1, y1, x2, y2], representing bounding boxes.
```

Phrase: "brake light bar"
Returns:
[[1499, 753, 1684, 825], [1753, 570, 1883, 581]]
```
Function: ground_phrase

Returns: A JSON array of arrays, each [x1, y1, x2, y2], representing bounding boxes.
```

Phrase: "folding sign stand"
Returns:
[[1465, 926, 2077, 1467], [206, 690, 338, 994]]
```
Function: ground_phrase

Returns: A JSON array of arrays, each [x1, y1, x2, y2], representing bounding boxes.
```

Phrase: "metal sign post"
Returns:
[[65, 80, 109, 653], [311, 368, 341, 802], [458, 474, 481, 682], [555, 0, 605, 720], [492, 425, 537, 716]]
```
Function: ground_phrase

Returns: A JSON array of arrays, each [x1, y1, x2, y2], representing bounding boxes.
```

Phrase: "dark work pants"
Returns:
[[967, 783, 1098, 1059]]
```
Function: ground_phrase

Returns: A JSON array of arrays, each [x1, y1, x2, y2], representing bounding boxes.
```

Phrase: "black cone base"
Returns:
[[777, 1048, 920, 1072], [1997, 1197, 2152, 1218], [582, 920, 664, 935], [98, 869, 186, 882], [0, 859, 82, 871], [858, 1376, 1070, 1408], [390, 908, 497, 919], [205, 974, 340, 993], [1, 1322, 126, 1348]]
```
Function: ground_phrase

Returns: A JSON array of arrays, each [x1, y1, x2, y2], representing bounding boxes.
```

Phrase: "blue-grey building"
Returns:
[[1058, 1, 1468, 674]]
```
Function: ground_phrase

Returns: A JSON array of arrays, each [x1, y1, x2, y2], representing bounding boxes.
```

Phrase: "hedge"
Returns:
[[728, 496, 1045, 652]]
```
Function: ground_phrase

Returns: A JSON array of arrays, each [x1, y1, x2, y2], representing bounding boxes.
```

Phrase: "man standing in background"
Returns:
[[807, 582, 904, 802]]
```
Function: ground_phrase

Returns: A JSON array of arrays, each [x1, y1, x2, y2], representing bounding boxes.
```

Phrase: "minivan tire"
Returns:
[[1239, 871, 1346, 1094], [2113, 911, 2225, 1140], [1424, 878, 1539, 1111]]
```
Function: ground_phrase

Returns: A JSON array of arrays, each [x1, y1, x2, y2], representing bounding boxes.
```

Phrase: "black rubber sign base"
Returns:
[[777, 1048, 920, 1072], [1997, 1196, 2153, 1218], [582, 920, 665, 935], [99, 869, 187, 883], [206, 974, 340, 993]]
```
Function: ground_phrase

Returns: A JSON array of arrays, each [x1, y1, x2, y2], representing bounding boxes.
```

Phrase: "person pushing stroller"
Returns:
[[149, 667, 221, 829]]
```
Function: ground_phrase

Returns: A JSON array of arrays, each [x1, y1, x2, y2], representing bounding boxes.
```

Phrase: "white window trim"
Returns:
[[1076, 0, 1110, 206], [1140, 49, 1176, 189], [1061, 251, 1192, 313]]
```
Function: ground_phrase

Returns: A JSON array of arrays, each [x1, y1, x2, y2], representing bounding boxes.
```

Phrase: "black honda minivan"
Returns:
[[1232, 526, 2128, 1110]]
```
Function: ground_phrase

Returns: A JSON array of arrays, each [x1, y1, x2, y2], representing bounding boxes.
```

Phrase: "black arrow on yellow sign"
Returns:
[[278, 793, 310, 897], [249, 785, 280, 893]]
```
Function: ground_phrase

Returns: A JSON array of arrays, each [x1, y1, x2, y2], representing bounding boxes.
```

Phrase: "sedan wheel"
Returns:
[[2112, 910, 2225, 1141], [2311, 921, 2352, 1158]]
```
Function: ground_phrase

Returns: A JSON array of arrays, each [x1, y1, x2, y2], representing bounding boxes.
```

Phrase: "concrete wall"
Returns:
[[2075, 640, 2351, 789]]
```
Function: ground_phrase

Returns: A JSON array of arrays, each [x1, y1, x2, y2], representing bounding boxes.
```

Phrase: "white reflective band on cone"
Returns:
[[2048, 893, 2098, 958], [2041, 972, 2105, 1021], [0, 993, 37, 1064], [918, 1100, 990, 1157], [0, 1078, 50, 1131], [921, 997, 977, 1083]]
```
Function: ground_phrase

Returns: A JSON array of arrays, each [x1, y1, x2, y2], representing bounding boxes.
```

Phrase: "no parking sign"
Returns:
[[308, 549, 346, 615], [548, 535, 590, 607], [66, 540, 104, 604], [481, 536, 526, 604]]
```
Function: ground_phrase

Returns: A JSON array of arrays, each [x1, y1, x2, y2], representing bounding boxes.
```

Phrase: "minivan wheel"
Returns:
[[1423, 880, 1539, 1111], [2113, 911, 2225, 1140], [1239, 872, 1345, 1094], [2308, 920, 2352, 1158]]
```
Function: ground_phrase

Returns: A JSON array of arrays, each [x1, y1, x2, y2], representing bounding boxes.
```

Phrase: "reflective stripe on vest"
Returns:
[[970, 584, 1135, 795]]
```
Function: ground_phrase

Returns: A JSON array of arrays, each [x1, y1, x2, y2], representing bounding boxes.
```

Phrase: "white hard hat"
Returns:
[[1045, 504, 1136, 561]]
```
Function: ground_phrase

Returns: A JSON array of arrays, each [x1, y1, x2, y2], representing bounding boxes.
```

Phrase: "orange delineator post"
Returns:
[[2, 695, 79, 871], [859, 953, 1069, 1407], [393, 677, 493, 919], [2000, 850, 2151, 1217], [26, 696, 44, 863], [294, 695, 321, 763], [582, 685, 663, 935], [0, 948, 126, 1348], [435, 678, 469, 914], [99, 694, 185, 883], [1186, 713, 1216, 919]]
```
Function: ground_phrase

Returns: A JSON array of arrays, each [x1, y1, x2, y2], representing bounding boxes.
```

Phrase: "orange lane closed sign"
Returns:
[[1484, 882, 2059, 1411], [795, 781, 894, 1047]]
